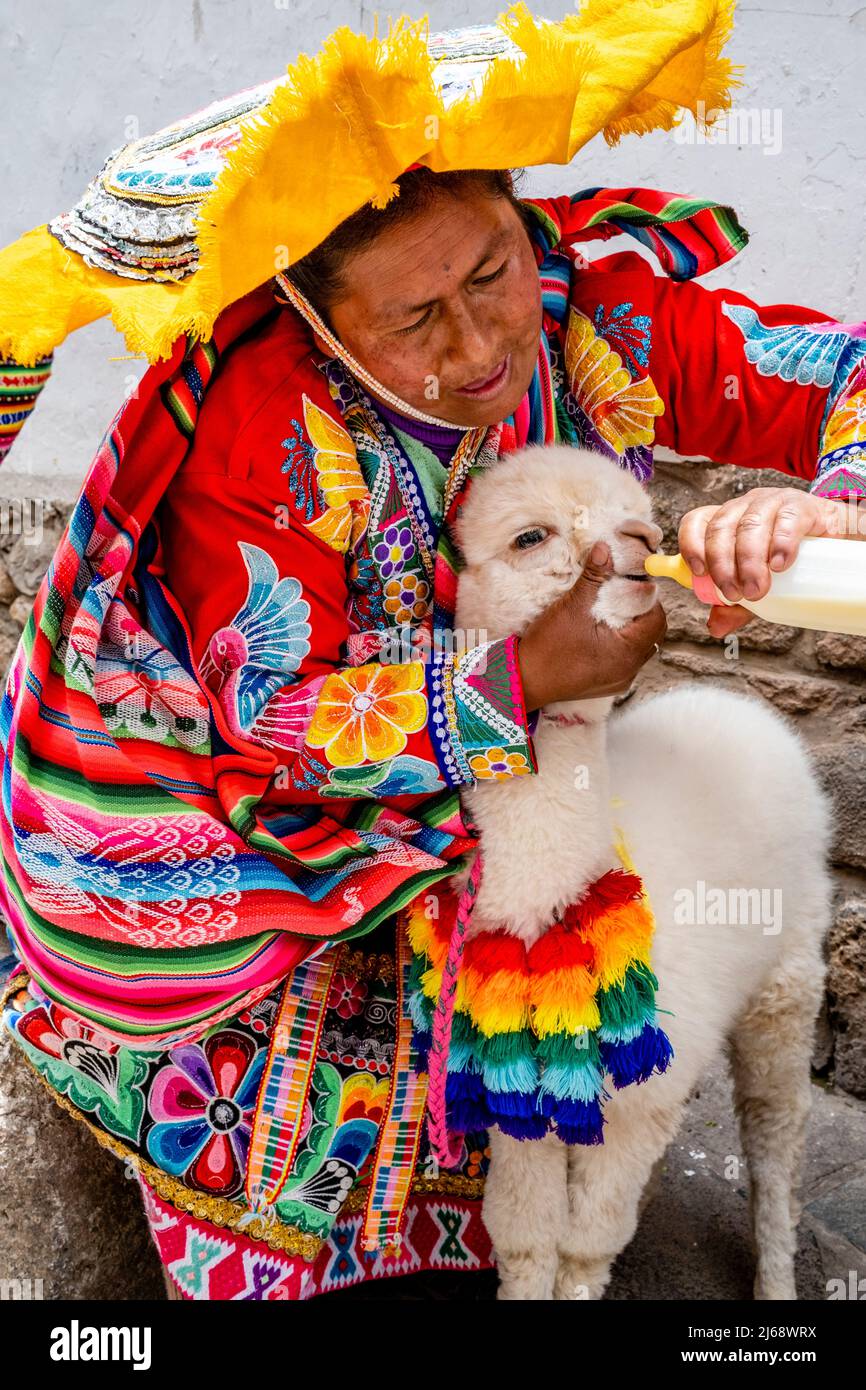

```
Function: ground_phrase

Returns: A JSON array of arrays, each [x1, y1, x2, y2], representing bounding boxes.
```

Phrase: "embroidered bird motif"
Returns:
[[200, 542, 313, 739]]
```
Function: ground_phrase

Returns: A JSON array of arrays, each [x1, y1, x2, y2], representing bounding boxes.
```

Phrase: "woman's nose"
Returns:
[[446, 300, 498, 372], [617, 517, 663, 551]]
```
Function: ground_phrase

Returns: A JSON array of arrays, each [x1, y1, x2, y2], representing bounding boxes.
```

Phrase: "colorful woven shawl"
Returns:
[[0, 187, 748, 1055]]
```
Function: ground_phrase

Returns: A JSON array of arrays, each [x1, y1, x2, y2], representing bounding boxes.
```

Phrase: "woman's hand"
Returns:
[[517, 542, 667, 711], [678, 487, 866, 638]]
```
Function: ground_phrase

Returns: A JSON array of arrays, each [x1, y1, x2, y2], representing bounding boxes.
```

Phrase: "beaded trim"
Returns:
[[427, 645, 474, 787], [441, 422, 491, 516], [0, 970, 28, 1012], [336, 947, 396, 984]]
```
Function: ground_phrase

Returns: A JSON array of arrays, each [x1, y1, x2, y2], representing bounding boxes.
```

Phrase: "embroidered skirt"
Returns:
[[1, 913, 495, 1300]]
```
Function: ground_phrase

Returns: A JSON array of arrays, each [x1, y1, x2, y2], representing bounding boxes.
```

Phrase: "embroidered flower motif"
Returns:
[[281, 414, 321, 520], [372, 523, 415, 579], [322, 753, 444, 798], [329, 972, 369, 1020], [335, 1071, 390, 1127], [17, 1000, 120, 1086], [564, 308, 664, 454], [467, 1145, 491, 1178], [814, 370, 866, 500], [304, 664, 427, 767], [383, 572, 430, 624], [468, 747, 532, 780], [249, 675, 326, 753], [299, 395, 368, 553], [822, 362, 866, 454], [10, 992, 151, 1143], [592, 301, 652, 377], [146, 1031, 265, 1197], [347, 545, 386, 636]]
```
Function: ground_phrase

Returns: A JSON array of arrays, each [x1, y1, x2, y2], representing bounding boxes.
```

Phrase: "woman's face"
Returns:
[[324, 190, 543, 428]]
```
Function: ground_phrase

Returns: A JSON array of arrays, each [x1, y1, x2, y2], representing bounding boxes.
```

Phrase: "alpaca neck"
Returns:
[[461, 715, 616, 946]]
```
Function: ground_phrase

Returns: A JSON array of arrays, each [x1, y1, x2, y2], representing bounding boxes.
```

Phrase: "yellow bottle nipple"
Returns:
[[644, 552, 694, 590]]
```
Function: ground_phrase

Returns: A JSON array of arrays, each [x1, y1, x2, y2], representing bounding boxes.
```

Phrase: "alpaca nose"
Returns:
[[616, 517, 663, 552]]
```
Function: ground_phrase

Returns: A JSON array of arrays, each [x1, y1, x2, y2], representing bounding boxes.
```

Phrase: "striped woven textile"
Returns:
[[360, 924, 430, 1250], [0, 356, 53, 463], [243, 951, 338, 1215]]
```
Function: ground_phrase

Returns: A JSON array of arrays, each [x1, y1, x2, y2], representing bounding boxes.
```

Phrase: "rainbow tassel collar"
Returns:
[[405, 856, 674, 1156]]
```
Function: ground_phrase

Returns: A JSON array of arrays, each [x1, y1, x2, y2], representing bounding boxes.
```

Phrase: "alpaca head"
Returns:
[[454, 445, 662, 642]]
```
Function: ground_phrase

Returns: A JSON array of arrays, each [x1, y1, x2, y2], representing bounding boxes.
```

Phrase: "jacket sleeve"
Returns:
[[157, 359, 538, 806], [590, 248, 866, 500]]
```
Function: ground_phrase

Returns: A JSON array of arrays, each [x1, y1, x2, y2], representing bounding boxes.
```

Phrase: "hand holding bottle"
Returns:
[[648, 535, 866, 638], [676, 487, 866, 638]]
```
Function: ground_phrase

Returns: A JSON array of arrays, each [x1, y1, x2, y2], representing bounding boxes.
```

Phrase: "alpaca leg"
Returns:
[[729, 958, 825, 1302], [555, 1092, 683, 1300], [637, 1147, 668, 1221], [483, 1126, 569, 1300]]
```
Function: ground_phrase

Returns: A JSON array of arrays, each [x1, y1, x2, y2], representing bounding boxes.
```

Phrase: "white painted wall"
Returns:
[[2, 0, 864, 495]]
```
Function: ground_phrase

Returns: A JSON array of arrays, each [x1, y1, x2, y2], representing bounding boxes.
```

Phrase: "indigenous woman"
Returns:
[[1, 8, 864, 1299]]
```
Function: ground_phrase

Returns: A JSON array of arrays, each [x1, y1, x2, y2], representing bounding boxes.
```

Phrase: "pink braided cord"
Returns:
[[426, 850, 484, 1168]]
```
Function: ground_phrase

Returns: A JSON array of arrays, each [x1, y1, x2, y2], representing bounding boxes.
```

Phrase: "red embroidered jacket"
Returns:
[[155, 221, 866, 810]]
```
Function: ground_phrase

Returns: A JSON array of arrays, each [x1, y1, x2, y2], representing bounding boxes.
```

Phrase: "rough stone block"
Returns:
[[0, 1033, 164, 1300], [827, 898, 866, 1097], [816, 631, 866, 673], [813, 740, 866, 872]]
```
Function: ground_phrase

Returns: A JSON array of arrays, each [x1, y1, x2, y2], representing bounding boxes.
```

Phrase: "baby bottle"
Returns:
[[645, 536, 866, 637]]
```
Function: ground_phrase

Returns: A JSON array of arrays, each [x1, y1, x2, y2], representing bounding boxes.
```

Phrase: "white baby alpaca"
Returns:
[[452, 445, 832, 1301]]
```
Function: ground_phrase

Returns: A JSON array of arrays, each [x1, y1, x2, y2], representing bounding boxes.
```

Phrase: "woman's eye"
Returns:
[[394, 261, 507, 335], [396, 308, 433, 337], [474, 262, 507, 286], [514, 526, 549, 550]]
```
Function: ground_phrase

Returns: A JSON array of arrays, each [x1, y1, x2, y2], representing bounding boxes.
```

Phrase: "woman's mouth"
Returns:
[[455, 354, 511, 399]]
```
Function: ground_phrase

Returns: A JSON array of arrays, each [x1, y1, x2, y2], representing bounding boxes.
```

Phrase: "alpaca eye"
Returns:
[[514, 526, 549, 550]]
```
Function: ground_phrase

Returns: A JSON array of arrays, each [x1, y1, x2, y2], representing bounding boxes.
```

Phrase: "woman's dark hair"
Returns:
[[284, 166, 535, 324]]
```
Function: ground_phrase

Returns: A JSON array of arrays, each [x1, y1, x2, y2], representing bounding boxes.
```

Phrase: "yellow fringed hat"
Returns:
[[0, 0, 742, 371]]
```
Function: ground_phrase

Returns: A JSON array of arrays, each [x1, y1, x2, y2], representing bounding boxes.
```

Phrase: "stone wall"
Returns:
[[0, 469, 863, 1099], [0, 499, 68, 675]]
